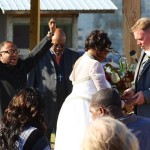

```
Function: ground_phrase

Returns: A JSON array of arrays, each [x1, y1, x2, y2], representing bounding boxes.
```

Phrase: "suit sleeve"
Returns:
[[24, 36, 53, 73]]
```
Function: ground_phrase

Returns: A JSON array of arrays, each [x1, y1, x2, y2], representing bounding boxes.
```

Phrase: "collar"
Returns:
[[84, 52, 95, 59], [118, 113, 138, 124], [49, 48, 64, 55], [0, 60, 16, 69], [50, 49, 54, 55]]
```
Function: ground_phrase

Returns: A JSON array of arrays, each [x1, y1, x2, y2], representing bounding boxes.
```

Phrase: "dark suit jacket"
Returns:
[[27, 48, 80, 130], [133, 50, 150, 117]]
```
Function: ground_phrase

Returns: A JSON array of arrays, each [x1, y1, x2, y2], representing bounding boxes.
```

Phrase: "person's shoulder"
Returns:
[[23, 127, 50, 150], [65, 48, 80, 58], [15, 58, 24, 67], [137, 116, 150, 124], [65, 48, 79, 54], [129, 114, 150, 129]]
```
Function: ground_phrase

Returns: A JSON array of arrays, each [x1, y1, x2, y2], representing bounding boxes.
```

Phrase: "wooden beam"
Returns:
[[29, 0, 40, 51], [11, 13, 79, 18], [123, 0, 141, 65], [5, 10, 116, 15]]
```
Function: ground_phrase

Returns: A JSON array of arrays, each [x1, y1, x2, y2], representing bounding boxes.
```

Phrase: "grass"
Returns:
[[50, 132, 56, 150]]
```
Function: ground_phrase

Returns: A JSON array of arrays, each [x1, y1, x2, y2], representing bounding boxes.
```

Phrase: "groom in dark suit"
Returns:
[[123, 17, 150, 118], [27, 19, 80, 139]]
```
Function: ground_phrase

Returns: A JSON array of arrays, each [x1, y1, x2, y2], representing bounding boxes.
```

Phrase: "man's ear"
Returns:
[[99, 107, 106, 116]]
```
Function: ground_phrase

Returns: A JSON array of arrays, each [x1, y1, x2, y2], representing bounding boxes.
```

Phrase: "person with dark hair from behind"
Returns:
[[90, 88, 150, 150], [0, 88, 51, 150], [82, 116, 139, 150], [55, 30, 112, 150]]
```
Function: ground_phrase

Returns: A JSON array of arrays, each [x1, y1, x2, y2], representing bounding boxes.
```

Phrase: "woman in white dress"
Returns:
[[55, 30, 112, 150]]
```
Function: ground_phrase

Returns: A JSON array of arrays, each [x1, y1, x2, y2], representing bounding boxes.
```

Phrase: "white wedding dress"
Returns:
[[54, 52, 111, 150]]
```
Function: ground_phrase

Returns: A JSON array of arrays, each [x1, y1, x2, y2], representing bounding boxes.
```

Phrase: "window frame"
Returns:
[[7, 16, 78, 56]]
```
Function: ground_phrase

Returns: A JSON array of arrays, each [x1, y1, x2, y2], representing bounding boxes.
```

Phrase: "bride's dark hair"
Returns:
[[0, 88, 47, 150], [84, 30, 112, 52]]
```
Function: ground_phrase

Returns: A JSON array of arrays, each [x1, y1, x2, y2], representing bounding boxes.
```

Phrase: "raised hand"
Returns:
[[48, 18, 56, 33]]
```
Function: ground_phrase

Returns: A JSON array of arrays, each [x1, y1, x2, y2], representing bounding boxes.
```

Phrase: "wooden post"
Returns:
[[29, 0, 40, 51], [72, 15, 78, 49], [123, 0, 141, 65]]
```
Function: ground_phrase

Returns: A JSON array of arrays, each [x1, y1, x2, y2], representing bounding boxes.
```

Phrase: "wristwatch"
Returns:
[[47, 31, 54, 36]]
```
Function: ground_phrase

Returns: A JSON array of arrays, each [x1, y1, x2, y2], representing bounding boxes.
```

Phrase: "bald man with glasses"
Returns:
[[27, 20, 80, 140]]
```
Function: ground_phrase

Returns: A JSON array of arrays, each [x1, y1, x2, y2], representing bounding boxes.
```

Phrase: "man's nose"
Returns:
[[56, 46, 60, 50], [137, 41, 141, 45]]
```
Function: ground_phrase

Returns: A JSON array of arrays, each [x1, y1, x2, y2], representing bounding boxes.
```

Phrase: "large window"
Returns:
[[13, 24, 29, 49], [7, 17, 77, 58], [40, 24, 72, 48], [13, 23, 73, 49]]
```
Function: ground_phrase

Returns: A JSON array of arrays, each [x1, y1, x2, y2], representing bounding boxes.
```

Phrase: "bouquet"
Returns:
[[104, 50, 136, 94]]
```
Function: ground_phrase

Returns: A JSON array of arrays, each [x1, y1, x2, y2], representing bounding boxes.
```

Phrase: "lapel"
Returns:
[[135, 50, 150, 82], [140, 57, 150, 77], [134, 50, 145, 82], [63, 48, 69, 76], [63, 48, 76, 78], [45, 51, 57, 80], [46, 50, 55, 68]]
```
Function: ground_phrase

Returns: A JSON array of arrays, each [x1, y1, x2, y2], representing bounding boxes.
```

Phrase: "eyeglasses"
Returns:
[[0, 49, 20, 55], [53, 43, 65, 49]]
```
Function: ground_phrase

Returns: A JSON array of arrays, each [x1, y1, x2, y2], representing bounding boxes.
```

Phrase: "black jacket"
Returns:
[[0, 36, 52, 118], [27, 48, 80, 130]]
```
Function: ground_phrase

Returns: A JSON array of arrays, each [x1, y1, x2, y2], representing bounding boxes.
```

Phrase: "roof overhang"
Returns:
[[2, 10, 116, 15], [0, 0, 117, 15]]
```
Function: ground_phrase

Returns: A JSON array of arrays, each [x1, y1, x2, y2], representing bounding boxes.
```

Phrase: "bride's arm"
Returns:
[[90, 62, 111, 90]]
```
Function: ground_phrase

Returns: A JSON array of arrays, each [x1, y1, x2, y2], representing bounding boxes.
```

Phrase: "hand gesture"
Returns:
[[48, 18, 56, 33], [122, 88, 135, 100], [132, 91, 145, 105], [121, 88, 135, 107]]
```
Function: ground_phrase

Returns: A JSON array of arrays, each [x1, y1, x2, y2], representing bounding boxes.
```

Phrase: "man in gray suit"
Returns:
[[27, 19, 80, 139], [123, 17, 150, 117]]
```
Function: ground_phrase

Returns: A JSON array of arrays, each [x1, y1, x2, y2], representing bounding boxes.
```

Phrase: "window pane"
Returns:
[[40, 24, 72, 48], [13, 23, 72, 49], [40, 25, 49, 40], [59, 24, 72, 48], [13, 24, 29, 48]]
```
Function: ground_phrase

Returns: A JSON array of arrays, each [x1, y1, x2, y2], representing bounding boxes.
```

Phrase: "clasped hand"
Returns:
[[122, 88, 145, 106]]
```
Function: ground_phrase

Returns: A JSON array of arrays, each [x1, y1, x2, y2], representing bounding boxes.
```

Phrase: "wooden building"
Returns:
[[0, 0, 117, 56]]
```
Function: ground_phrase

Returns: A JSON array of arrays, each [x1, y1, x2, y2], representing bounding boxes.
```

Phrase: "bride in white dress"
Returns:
[[54, 30, 112, 150]]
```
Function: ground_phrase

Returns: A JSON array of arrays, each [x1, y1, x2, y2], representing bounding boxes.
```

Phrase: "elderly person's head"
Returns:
[[82, 116, 139, 150], [84, 30, 112, 62]]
